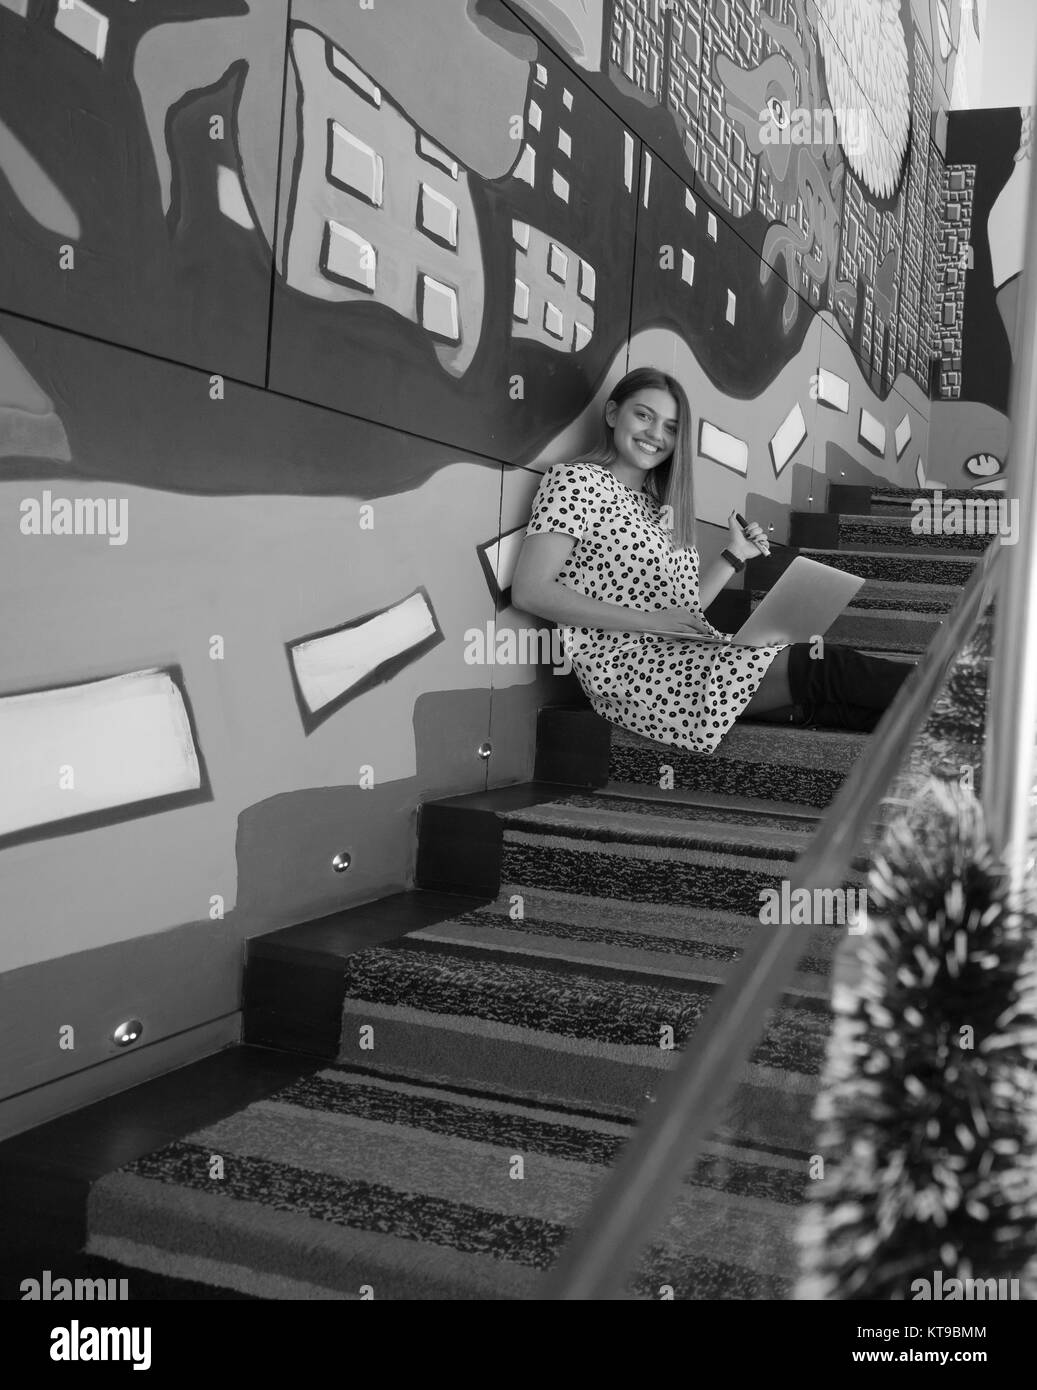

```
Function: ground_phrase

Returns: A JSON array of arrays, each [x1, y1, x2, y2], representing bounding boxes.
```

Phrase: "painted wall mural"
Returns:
[[928, 104, 1031, 492], [0, 0, 993, 1021]]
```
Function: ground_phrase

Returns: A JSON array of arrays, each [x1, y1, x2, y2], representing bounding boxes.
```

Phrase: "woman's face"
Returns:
[[605, 388, 680, 482]]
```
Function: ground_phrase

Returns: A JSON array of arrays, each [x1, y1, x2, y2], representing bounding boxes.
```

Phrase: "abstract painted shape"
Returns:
[[281, 26, 483, 377], [133, 7, 287, 247], [816, 368, 850, 412], [814, 0, 909, 198], [512, 221, 594, 353], [989, 110, 1031, 345], [769, 403, 807, 476], [858, 408, 886, 456], [965, 453, 1002, 479], [699, 420, 748, 476], [53, 0, 108, 62], [0, 334, 71, 461], [894, 413, 912, 459], [0, 668, 206, 844], [216, 165, 254, 231], [287, 588, 443, 733], [479, 527, 527, 604], [0, 118, 80, 239], [0, 0, 30, 17], [506, 0, 603, 72]]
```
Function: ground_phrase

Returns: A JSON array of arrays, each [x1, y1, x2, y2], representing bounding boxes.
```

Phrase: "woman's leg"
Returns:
[[742, 644, 912, 729], [741, 646, 794, 715]]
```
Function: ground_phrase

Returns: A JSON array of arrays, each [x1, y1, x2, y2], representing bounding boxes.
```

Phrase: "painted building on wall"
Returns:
[[0, 0, 991, 1104]]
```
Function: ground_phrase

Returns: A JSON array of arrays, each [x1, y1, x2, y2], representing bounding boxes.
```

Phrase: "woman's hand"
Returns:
[[728, 510, 771, 561], [648, 608, 721, 637]]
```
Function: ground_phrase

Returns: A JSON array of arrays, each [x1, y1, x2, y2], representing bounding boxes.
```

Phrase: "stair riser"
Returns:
[[609, 742, 849, 809], [502, 840, 859, 917], [802, 551, 978, 585], [336, 1006, 821, 1147], [751, 582, 959, 615], [838, 519, 992, 553]]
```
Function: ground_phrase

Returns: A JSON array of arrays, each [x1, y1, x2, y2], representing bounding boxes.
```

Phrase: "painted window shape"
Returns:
[[513, 278, 530, 322], [418, 183, 459, 250], [548, 243, 568, 283], [327, 43, 381, 107], [418, 274, 460, 344], [543, 301, 565, 339], [327, 122, 384, 207], [417, 133, 458, 179], [321, 221, 376, 292], [578, 259, 596, 301]]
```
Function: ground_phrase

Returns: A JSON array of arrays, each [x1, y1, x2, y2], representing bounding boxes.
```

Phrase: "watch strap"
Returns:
[[721, 548, 746, 572]]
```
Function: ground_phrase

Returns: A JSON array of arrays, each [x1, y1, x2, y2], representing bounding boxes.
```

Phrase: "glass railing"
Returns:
[[542, 539, 1004, 1299]]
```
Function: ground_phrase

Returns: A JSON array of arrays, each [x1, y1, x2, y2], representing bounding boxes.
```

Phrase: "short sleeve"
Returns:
[[525, 463, 596, 539]]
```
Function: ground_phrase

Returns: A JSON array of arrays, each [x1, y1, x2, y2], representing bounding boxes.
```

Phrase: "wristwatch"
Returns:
[[721, 548, 746, 572]]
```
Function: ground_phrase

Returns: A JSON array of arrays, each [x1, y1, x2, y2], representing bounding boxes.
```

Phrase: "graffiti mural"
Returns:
[[928, 105, 1030, 491]]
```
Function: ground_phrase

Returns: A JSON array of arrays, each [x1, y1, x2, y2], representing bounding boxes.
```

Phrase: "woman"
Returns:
[[511, 367, 910, 754]]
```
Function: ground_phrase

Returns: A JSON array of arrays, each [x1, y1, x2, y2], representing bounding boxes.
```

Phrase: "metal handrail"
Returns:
[[982, 101, 1037, 899], [545, 537, 1004, 1299]]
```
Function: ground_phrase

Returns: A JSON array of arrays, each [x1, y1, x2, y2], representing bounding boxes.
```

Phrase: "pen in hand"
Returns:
[[735, 511, 770, 557]]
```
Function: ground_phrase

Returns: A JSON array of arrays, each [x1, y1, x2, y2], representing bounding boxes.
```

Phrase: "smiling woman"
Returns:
[[510, 366, 788, 754], [511, 366, 912, 752]]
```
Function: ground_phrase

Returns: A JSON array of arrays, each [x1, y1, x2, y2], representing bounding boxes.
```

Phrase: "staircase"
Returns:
[[78, 481, 994, 1300]]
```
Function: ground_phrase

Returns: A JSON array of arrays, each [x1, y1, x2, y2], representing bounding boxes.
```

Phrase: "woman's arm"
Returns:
[[697, 511, 771, 610], [512, 533, 714, 636]]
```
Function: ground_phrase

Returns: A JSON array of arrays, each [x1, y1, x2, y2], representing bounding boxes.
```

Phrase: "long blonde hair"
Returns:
[[571, 367, 698, 550]]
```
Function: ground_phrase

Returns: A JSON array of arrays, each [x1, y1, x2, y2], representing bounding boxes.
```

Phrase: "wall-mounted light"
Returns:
[[112, 1019, 143, 1047], [332, 851, 352, 873]]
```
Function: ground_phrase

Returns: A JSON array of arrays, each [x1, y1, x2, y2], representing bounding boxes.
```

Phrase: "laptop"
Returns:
[[644, 556, 865, 646]]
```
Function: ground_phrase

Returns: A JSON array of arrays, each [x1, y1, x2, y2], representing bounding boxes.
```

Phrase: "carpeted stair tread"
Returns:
[[752, 579, 960, 616], [532, 788, 823, 833], [85, 1068, 809, 1299], [609, 723, 866, 809], [497, 791, 883, 865], [747, 593, 940, 652], [500, 796, 821, 856], [597, 782, 825, 826]]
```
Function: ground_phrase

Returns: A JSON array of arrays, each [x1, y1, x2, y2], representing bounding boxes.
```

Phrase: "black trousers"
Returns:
[[784, 643, 912, 733]]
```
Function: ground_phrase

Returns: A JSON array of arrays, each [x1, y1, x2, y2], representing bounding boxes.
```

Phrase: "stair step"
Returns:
[[800, 547, 980, 586], [870, 496, 1004, 517], [836, 514, 992, 554], [244, 890, 492, 1057], [835, 578, 961, 614], [750, 578, 961, 619], [84, 1058, 811, 1299], [609, 723, 865, 810], [818, 611, 940, 653]]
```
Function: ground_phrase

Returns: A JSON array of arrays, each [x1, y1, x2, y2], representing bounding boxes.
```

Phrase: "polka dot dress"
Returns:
[[525, 462, 786, 754]]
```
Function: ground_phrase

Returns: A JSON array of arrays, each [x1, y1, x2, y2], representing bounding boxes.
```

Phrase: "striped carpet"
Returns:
[[87, 791, 861, 1299], [83, 488, 993, 1299]]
